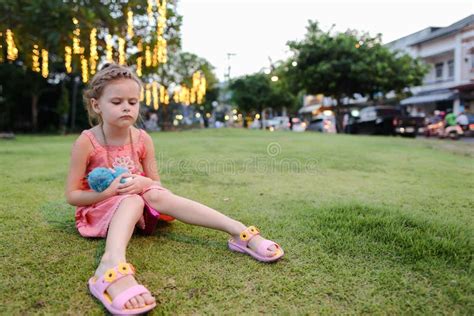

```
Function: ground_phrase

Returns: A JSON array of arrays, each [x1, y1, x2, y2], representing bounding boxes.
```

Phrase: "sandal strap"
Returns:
[[95, 262, 136, 294], [256, 239, 280, 257], [238, 226, 260, 242], [111, 284, 152, 310]]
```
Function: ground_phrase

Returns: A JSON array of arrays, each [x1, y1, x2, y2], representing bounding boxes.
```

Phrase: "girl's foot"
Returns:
[[95, 256, 155, 310], [229, 226, 284, 262]]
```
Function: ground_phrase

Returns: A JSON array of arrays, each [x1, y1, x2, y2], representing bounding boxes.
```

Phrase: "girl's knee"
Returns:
[[121, 194, 145, 209], [143, 190, 173, 206]]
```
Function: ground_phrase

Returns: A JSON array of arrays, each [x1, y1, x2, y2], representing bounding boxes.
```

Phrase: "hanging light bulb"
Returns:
[[6, 29, 18, 61], [152, 44, 158, 67], [32, 45, 40, 73], [127, 9, 134, 38], [0, 32, 3, 63], [106, 34, 113, 62], [152, 81, 159, 110], [160, 85, 166, 103], [65, 46, 72, 73], [145, 45, 151, 67], [145, 83, 152, 106], [136, 56, 143, 77], [64, 46, 73, 73], [72, 18, 83, 55], [118, 37, 126, 65], [81, 55, 89, 83], [89, 28, 98, 75], [147, 0, 154, 24], [41, 49, 48, 78]]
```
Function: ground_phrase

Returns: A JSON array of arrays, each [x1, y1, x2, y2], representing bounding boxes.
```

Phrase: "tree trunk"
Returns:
[[31, 94, 39, 132], [334, 97, 344, 133]]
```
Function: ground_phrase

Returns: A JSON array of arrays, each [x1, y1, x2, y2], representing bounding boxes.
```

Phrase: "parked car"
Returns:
[[263, 116, 290, 131], [355, 105, 400, 135], [393, 116, 425, 138], [306, 113, 337, 133], [291, 117, 306, 132]]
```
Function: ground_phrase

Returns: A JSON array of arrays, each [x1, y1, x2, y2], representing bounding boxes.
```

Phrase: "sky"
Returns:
[[178, 0, 474, 81]]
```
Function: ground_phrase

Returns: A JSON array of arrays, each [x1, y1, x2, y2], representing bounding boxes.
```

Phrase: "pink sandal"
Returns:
[[228, 226, 284, 262], [88, 262, 156, 315]]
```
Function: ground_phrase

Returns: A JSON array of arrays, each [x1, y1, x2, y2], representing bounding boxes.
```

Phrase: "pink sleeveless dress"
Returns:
[[75, 128, 173, 238]]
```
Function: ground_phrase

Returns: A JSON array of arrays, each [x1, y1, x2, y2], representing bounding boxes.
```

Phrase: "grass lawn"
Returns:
[[0, 129, 473, 314]]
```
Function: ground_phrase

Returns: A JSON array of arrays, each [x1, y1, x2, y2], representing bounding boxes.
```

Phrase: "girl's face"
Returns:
[[91, 78, 141, 128]]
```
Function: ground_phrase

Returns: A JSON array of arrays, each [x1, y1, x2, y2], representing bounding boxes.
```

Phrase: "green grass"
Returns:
[[0, 129, 473, 315]]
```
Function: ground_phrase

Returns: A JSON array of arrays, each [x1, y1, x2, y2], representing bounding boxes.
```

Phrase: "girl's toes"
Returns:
[[125, 301, 133, 309], [143, 293, 156, 305], [136, 295, 145, 307], [130, 297, 139, 308]]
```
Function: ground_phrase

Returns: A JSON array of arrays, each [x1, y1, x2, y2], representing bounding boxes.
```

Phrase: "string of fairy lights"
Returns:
[[0, 0, 207, 110]]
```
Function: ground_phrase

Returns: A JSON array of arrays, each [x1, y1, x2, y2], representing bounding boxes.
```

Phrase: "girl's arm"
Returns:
[[141, 132, 163, 187], [65, 134, 115, 206]]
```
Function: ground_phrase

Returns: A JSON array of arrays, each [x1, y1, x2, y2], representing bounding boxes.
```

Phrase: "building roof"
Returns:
[[400, 89, 456, 105], [410, 14, 474, 46]]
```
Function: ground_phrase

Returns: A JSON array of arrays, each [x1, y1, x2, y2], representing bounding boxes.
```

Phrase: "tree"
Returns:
[[286, 21, 428, 131], [0, 0, 197, 132], [229, 72, 297, 128]]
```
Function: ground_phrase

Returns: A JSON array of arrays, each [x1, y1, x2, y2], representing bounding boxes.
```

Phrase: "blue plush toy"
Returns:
[[87, 167, 130, 192]]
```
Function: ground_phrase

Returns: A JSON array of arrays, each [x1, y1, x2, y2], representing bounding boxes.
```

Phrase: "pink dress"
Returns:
[[75, 128, 173, 238]]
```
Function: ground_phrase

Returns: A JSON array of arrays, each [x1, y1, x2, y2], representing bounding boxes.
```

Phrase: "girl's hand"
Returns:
[[102, 173, 132, 197], [117, 174, 153, 195]]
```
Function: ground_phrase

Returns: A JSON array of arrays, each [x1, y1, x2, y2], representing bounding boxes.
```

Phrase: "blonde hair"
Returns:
[[83, 63, 143, 127]]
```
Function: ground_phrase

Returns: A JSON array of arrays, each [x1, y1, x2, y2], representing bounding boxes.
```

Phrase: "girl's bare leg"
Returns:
[[142, 190, 277, 253], [94, 195, 155, 310]]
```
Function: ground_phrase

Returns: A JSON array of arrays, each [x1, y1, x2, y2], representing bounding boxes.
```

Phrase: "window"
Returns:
[[435, 62, 443, 79], [447, 60, 454, 78]]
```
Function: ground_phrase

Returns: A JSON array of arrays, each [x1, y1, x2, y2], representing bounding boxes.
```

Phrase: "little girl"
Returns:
[[65, 63, 284, 315]]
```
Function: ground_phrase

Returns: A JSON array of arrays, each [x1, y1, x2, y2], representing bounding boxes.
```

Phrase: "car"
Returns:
[[393, 116, 425, 137], [263, 116, 290, 131], [355, 105, 400, 135], [290, 117, 306, 132], [306, 114, 336, 133]]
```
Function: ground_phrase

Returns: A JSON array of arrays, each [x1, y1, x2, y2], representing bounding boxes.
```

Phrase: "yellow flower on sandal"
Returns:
[[104, 268, 117, 283], [118, 262, 133, 275]]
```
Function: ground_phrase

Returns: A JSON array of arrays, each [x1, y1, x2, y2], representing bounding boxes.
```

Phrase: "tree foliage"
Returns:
[[286, 21, 429, 102]]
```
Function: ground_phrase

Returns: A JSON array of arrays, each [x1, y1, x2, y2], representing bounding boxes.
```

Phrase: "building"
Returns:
[[387, 15, 474, 116]]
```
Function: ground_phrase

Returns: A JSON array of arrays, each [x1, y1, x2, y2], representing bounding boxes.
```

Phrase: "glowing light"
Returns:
[[118, 37, 126, 65], [145, 83, 152, 106], [41, 49, 48, 78], [159, 85, 166, 103], [195, 113, 201, 118], [152, 81, 159, 110], [6, 29, 18, 61], [32, 45, 40, 72], [89, 28, 98, 75], [292, 61, 297, 67], [271, 75, 279, 82], [81, 55, 88, 83], [127, 9, 134, 38], [145, 45, 151, 67], [136, 57, 143, 77], [65, 46, 72, 73], [224, 115, 230, 121], [106, 34, 113, 62], [72, 18, 83, 54], [255, 114, 260, 119]]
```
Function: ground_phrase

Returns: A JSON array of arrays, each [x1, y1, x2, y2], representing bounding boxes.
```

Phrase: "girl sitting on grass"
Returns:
[[65, 63, 284, 315]]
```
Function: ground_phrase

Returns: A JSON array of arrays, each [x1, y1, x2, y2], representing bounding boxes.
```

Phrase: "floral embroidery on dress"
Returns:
[[112, 155, 136, 173]]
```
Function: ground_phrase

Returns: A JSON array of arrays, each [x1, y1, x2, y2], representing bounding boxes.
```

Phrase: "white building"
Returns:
[[387, 15, 474, 116]]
